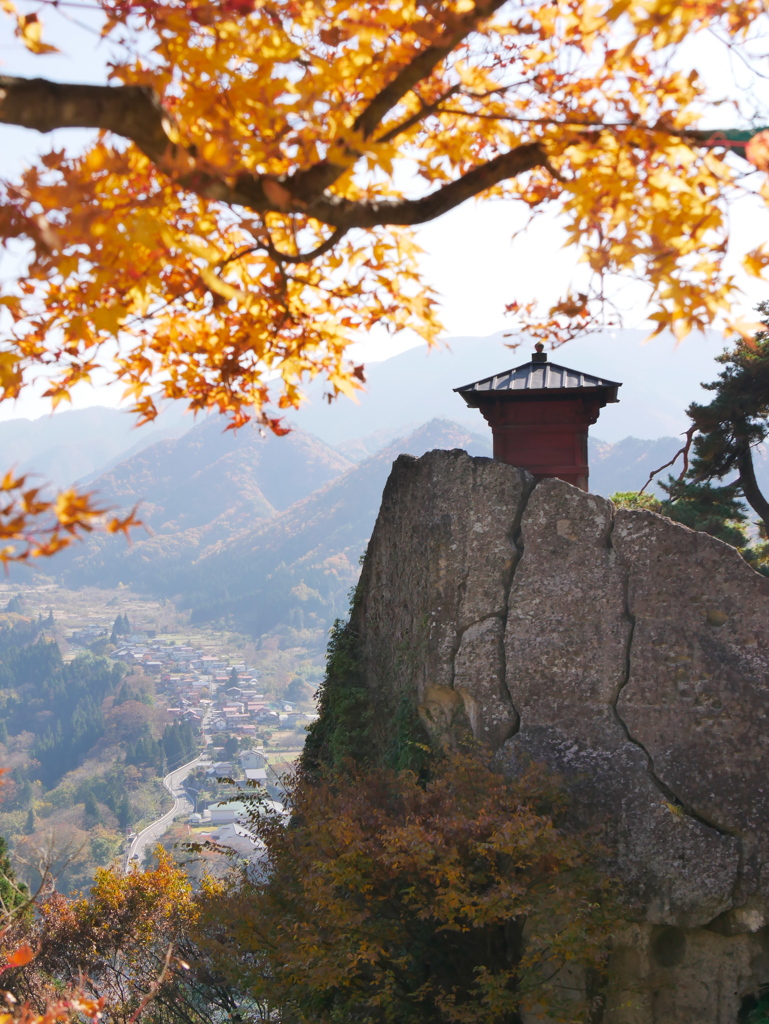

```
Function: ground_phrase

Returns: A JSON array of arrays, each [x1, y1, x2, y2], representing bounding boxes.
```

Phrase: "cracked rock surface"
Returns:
[[354, 450, 769, 1024]]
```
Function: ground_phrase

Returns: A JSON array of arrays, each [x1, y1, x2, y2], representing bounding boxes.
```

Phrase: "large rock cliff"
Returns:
[[350, 448, 769, 1024]]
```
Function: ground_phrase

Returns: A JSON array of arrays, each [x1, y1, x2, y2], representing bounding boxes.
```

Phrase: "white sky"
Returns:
[[0, 8, 768, 425]]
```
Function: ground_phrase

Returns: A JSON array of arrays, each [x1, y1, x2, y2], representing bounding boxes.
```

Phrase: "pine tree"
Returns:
[[83, 792, 101, 823], [4, 596, 22, 614], [116, 794, 131, 829], [682, 305, 769, 534], [23, 809, 35, 835], [658, 476, 751, 548]]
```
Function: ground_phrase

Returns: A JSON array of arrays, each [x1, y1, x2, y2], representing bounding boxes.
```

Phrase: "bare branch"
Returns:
[[638, 425, 697, 494]]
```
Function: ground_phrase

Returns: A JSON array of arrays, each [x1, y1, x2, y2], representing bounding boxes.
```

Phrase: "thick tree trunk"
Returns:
[[737, 446, 769, 534]]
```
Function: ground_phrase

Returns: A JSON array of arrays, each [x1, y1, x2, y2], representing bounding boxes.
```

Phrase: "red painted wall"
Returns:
[[477, 396, 606, 491]]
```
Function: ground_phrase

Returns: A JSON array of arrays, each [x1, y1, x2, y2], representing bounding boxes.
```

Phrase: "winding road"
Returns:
[[125, 755, 204, 871]]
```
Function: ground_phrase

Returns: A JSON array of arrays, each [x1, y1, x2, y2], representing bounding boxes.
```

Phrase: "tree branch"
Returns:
[[219, 226, 348, 267], [737, 446, 769, 533], [376, 85, 461, 144], [0, 75, 173, 163], [0, 74, 546, 230], [638, 425, 697, 494], [288, 0, 508, 200], [299, 142, 547, 227], [352, 0, 508, 142]]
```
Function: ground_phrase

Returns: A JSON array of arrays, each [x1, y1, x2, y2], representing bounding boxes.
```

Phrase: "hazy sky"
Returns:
[[0, 7, 767, 425]]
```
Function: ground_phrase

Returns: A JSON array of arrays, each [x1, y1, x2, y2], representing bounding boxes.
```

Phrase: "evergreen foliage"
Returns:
[[0, 614, 44, 656], [109, 614, 131, 644], [301, 621, 373, 775], [681, 304, 769, 537], [222, 736, 238, 760], [161, 721, 198, 770], [4, 596, 22, 615], [125, 716, 198, 770], [0, 641, 125, 787], [612, 308, 769, 576], [124, 728, 165, 772], [82, 792, 101, 823], [745, 992, 769, 1023], [657, 476, 751, 548]]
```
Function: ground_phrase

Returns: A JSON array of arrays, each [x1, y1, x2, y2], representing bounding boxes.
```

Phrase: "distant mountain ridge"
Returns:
[[181, 419, 495, 634], [287, 328, 734, 445], [19, 403, 769, 641], [54, 416, 352, 593], [1, 404, 191, 490]]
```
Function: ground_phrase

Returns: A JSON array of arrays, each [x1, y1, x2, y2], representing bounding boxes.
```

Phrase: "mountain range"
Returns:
[[43, 414, 717, 639], [7, 327, 768, 639]]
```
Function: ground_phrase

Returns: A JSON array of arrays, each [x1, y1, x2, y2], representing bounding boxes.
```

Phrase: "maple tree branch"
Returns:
[[352, 0, 508, 141], [289, 0, 508, 200], [376, 85, 462, 144], [0, 74, 545, 229], [263, 225, 348, 263], [219, 226, 348, 267], [0, 75, 172, 163], [299, 142, 547, 227]]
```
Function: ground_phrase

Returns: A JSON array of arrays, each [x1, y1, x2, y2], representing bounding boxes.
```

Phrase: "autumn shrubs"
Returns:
[[197, 747, 618, 1024], [0, 740, 619, 1024]]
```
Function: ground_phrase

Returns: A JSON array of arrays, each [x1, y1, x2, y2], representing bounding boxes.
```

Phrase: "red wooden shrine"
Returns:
[[454, 343, 622, 492]]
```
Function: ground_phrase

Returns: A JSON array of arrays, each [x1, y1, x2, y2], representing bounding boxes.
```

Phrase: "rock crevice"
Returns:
[[608, 529, 738, 847]]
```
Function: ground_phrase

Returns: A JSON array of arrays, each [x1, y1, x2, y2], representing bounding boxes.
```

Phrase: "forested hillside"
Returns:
[[56, 418, 352, 592], [183, 420, 494, 633], [0, 606, 182, 894], [0, 641, 124, 787]]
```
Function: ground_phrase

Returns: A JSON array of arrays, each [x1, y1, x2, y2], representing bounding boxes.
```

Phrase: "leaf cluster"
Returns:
[[5, 851, 233, 1024], [0, 0, 768, 553]]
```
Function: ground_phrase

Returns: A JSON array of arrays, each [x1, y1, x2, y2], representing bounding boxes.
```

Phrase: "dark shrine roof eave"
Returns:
[[454, 359, 623, 400]]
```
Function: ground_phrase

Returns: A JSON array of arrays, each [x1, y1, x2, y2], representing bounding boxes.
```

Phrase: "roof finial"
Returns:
[[532, 341, 547, 363]]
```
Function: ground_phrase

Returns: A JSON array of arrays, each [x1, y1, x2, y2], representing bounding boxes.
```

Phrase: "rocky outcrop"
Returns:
[[352, 448, 769, 1024]]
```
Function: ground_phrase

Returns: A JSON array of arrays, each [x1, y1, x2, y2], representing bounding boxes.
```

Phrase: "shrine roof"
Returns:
[[454, 346, 622, 405]]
